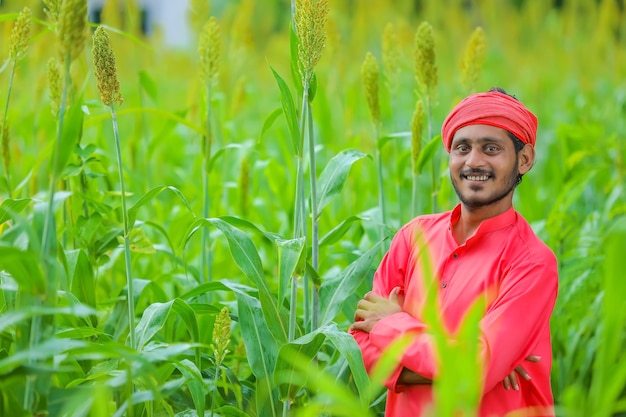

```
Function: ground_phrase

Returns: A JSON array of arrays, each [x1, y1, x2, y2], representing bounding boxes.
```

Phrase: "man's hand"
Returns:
[[350, 287, 403, 333], [503, 355, 541, 391]]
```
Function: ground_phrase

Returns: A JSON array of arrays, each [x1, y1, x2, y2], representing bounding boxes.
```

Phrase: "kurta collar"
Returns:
[[449, 204, 517, 239]]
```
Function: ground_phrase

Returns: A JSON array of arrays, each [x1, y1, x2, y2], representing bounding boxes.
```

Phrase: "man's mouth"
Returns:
[[465, 174, 490, 181]]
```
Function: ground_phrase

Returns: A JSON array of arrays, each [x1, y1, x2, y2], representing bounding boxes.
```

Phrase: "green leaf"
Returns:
[[138, 69, 158, 102], [184, 218, 288, 343], [134, 299, 200, 358], [324, 326, 373, 407], [0, 247, 46, 296], [318, 241, 382, 326], [415, 134, 441, 174], [55, 102, 84, 177], [275, 326, 327, 400], [174, 359, 206, 417], [225, 285, 279, 417], [65, 249, 96, 309], [276, 237, 305, 305], [377, 131, 411, 151], [208, 143, 245, 172], [316, 149, 369, 215], [259, 107, 283, 142], [0, 198, 31, 224], [270, 66, 301, 156], [128, 185, 193, 229], [319, 216, 363, 247]]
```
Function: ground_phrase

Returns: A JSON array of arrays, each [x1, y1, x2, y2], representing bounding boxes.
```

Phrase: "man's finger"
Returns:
[[503, 375, 512, 391], [514, 365, 531, 381], [525, 354, 541, 362], [388, 287, 400, 303]]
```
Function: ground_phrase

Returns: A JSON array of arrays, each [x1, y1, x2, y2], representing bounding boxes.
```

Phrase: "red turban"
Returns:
[[441, 91, 538, 153]]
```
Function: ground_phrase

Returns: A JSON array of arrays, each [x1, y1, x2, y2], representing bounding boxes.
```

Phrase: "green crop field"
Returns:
[[0, 0, 624, 416]]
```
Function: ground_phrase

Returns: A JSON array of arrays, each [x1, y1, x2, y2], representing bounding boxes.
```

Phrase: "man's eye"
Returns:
[[485, 145, 498, 152]]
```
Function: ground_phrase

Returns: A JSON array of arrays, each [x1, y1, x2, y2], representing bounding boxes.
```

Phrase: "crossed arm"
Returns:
[[350, 288, 541, 390]]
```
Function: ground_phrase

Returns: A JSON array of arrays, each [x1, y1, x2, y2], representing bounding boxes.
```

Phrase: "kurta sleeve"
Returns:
[[350, 223, 428, 389], [367, 251, 558, 394]]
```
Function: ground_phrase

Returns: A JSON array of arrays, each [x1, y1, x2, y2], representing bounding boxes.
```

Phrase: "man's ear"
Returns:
[[518, 144, 535, 175]]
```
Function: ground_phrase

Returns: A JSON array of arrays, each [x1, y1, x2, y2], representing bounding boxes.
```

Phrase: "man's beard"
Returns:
[[451, 161, 519, 210]]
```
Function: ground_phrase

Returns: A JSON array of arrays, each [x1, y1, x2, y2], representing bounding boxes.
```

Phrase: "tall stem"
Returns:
[[374, 123, 387, 250], [1, 58, 16, 196], [201, 82, 213, 283], [426, 93, 436, 213], [307, 103, 319, 331], [298, 82, 310, 330], [111, 107, 135, 350]]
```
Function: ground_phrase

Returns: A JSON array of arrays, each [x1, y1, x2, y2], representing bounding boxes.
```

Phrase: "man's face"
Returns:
[[449, 124, 520, 211]]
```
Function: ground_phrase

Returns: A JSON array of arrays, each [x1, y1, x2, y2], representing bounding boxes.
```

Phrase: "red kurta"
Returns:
[[351, 205, 558, 417]]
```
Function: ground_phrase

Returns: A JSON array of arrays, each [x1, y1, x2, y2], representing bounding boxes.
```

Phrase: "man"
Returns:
[[350, 88, 558, 417]]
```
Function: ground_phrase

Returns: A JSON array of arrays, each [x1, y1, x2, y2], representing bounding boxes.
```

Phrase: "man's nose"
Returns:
[[465, 148, 486, 168]]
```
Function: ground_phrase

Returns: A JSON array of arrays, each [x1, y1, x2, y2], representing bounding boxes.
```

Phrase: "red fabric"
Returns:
[[441, 91, 538, 152], [351, 205, 558, 417]]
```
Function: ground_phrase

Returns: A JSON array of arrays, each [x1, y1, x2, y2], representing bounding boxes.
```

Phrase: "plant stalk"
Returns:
[[1, 58, 17, 197], [201, 81, 213, 283], [307, 102, 319, 331], [111, 107, 135, 350]]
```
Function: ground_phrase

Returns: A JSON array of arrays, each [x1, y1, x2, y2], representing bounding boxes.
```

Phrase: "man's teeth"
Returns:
[[466, 175, 489, 181]]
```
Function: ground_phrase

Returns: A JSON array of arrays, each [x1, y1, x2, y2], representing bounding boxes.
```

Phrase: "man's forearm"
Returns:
[[398, 367, 432, 385]]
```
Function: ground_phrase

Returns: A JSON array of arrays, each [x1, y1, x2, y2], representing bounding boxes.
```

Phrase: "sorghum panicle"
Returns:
[[199, 17, 221, 83], [211, 307, 231, 366], [461, 27, 487, 93], [9, 7, 31, 61], [295, 0, 329, 83], [58, 0, 88, 62], [414, 22, 438, 95], [361, 52, 381, 126], [382, 23, 400, 95], [92, 26, 124, 107], [47, 57, 62, 117], [411, 100, 424, 173], [43, 0, 61, 28]]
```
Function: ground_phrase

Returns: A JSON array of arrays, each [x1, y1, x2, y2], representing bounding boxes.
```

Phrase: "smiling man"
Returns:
[[350, 88, 558, 417]]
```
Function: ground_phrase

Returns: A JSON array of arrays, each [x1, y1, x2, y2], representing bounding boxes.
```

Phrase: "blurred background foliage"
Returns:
[[0, 0, 624, 416]]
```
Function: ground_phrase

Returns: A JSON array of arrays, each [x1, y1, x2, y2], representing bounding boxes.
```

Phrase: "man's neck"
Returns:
[[453, 200, 513, 245]]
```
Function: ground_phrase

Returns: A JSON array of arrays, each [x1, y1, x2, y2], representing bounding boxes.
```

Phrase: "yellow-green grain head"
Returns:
[[47, 57, 62, 117], [43, 0, 61, 28], [382, 22, 400, 96], [361, 52, 381, 127], [211, 306, 231, 366], [295, 0, 329, 84], [92, 26, 123, 107], [58, 0, 88, 63], [414, 21, 438, 98], [9, 7, 31, 62], [198, 16, 221, 84], [461, 27, 487, 94]]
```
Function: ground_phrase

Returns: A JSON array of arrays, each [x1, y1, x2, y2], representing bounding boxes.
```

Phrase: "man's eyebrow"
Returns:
[[452, 136, 504, 144]]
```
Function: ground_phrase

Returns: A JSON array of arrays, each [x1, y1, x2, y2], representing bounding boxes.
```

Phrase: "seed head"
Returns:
[[361, 52, 380, 126], [461, 27, 487, 93], [414, 21, 438, 96], [58, 0, 88, 63], [9, 7, 32, 61], [92, 26, 124, 107], [211, 307, 231, 367], [199, 17, 221, 83], [295, 0, 329, 84], [44, 0, 61, 28], [411, 100, 424, 174], [47, 57, 62, 117], [382, 23, 400, 95]]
